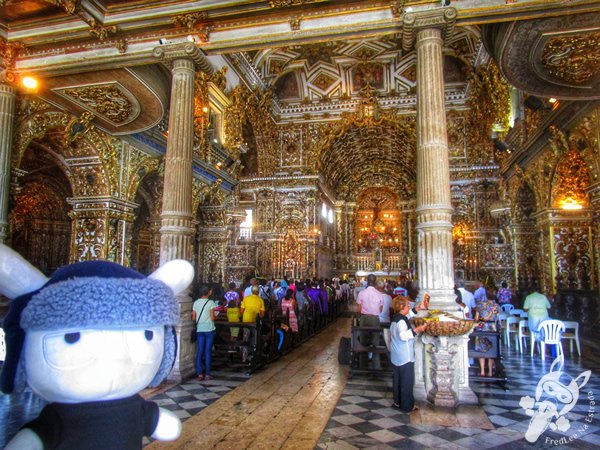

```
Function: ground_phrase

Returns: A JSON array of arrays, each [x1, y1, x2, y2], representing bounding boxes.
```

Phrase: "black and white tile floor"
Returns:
[[1, 335, 599, 449], [317, 344, 600, 449]]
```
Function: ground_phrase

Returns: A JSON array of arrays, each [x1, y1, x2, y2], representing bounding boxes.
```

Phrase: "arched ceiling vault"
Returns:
[[319, 120, 416, 202]]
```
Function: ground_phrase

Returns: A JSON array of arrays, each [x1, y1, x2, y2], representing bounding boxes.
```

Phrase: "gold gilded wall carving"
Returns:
[[447, 111, 468, 160], [70, 216, 107, 261], [279, 126, 304, 168], [64, 111, 95, 147], [551, 148, 590, 209], [250, 89, 278, 176], [11, 178, 71, 274], [553, 225, 594, 290], [197, 230, 227, 283], [223, 86, 277, 176], [466, 61, 510, 163], [131, 173, 164, 274], [61, 84, 134, 124], [225, 244, 256, 285], [12, 109, 70, 168], [193, 67, 229, 162], [224, 85, 247, 151], [12, 108, 126, 201], [194, 71, 211, 160], [68, 199, 137, 264], [125, 154, 162, 204], [568, 109, 600, 184], [542, 31, 600, 85], [0, 37, 23, 83]]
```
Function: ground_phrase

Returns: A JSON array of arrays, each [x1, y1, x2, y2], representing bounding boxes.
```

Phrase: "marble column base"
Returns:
[[414, 333, 477, 408], [167, 294, 196, 382]]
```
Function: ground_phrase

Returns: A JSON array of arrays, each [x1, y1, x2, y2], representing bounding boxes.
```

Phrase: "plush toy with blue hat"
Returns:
[[0, 243, 194, 450]]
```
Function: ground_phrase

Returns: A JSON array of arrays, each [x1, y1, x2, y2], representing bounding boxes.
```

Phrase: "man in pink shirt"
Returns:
[[356, 274, 384, 370]]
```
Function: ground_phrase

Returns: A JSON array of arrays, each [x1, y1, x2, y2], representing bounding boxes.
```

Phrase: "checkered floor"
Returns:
[[2, 333, 599, 449], [317, 342, 600, 449]]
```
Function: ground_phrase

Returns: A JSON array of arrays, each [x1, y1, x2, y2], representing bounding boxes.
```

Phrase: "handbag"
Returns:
[[190, 300, 209, 343]]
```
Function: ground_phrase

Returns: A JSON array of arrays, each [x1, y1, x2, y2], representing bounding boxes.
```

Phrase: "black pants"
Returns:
[[392, 361, 415, 412]]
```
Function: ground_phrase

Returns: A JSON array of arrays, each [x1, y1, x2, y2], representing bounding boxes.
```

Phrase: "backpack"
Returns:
[[259, 285, 271, 301]]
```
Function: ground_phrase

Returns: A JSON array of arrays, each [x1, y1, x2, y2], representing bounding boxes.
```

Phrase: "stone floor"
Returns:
[[1, 317, 599, 449]]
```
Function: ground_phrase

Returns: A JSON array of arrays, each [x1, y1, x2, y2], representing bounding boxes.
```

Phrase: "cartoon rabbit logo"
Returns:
[[520, 356, 591, 443]]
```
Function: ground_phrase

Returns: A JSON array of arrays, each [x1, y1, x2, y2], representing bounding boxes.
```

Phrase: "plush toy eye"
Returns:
[[43, 331, 94, 369], [64, 332, 81, 344], [125, 327, 163, 365]]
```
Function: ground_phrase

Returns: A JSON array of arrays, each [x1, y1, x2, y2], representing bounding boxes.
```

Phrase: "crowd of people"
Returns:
[[192, 275, 358, 379], [192, 272, 552, 414]]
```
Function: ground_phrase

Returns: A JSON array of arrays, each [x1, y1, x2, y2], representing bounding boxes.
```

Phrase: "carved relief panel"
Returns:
[[553, 223, 594, 290], [279, 126, 304, 168]]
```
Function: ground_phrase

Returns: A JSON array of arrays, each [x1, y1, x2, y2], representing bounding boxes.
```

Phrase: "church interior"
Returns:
[[1, 0, 600, 448]]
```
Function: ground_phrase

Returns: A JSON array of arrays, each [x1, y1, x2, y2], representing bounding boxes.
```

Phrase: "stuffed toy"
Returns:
[[0, 243, 194, 449]]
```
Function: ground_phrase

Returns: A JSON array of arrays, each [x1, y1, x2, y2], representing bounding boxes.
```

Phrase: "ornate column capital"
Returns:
[[401, 7, 457, 52], [153, 41, 213, 74]]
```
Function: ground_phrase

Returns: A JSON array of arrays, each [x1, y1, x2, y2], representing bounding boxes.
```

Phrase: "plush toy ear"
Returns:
[[149, 259, 194, 295], [0, 244, 48, 299]]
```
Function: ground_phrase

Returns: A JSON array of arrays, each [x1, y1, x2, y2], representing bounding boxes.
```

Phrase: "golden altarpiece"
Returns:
[[1, 0, 599, 403]]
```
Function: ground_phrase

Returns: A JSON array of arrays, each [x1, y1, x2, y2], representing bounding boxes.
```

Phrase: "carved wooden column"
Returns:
[[154, 42, 213, 382], [0, 83, 16, 243], [334, 201, 345, 271]]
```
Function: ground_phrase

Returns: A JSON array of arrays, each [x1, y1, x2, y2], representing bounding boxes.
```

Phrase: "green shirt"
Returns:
[[193, 298, 216, 332]]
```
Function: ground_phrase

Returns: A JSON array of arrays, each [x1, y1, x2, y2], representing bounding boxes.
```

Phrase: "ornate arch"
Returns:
[[13, 105, 115, 198], [317, 93, 416, 201]]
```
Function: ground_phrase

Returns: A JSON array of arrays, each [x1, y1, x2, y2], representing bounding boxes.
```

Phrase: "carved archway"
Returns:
[[10, 140, 72, 274], [130, 171, 163, 274]]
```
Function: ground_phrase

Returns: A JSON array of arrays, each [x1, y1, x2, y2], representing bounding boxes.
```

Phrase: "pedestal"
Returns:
[[414, 333, 478, 407]]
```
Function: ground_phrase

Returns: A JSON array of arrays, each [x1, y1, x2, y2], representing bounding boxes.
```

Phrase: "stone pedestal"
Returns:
[[414, 333, 478, 407]]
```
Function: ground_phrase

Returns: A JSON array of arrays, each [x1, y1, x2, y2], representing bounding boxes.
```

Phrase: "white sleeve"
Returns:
[[395, 318, 415, 341]]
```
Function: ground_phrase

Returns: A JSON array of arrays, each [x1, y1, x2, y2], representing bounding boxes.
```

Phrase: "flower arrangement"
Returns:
[[412, 310, 475, 337]]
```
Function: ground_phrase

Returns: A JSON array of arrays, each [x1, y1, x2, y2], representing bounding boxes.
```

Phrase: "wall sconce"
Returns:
[[21, 76, 39, 91]]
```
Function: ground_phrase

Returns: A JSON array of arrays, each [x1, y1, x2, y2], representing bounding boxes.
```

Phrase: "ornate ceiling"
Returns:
[[2, 0, 600, 206], [238, 28, 479, 120], [39, 65, 169, 135], [482, 12, 600, 100]]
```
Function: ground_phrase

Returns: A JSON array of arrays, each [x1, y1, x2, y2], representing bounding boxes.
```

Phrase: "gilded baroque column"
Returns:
[[406, 8, 457, 309], [153, 42, 213, 382], [153, 43, 204, 264], [0, 83, 16, 243], [404, 8, 477, 408]]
